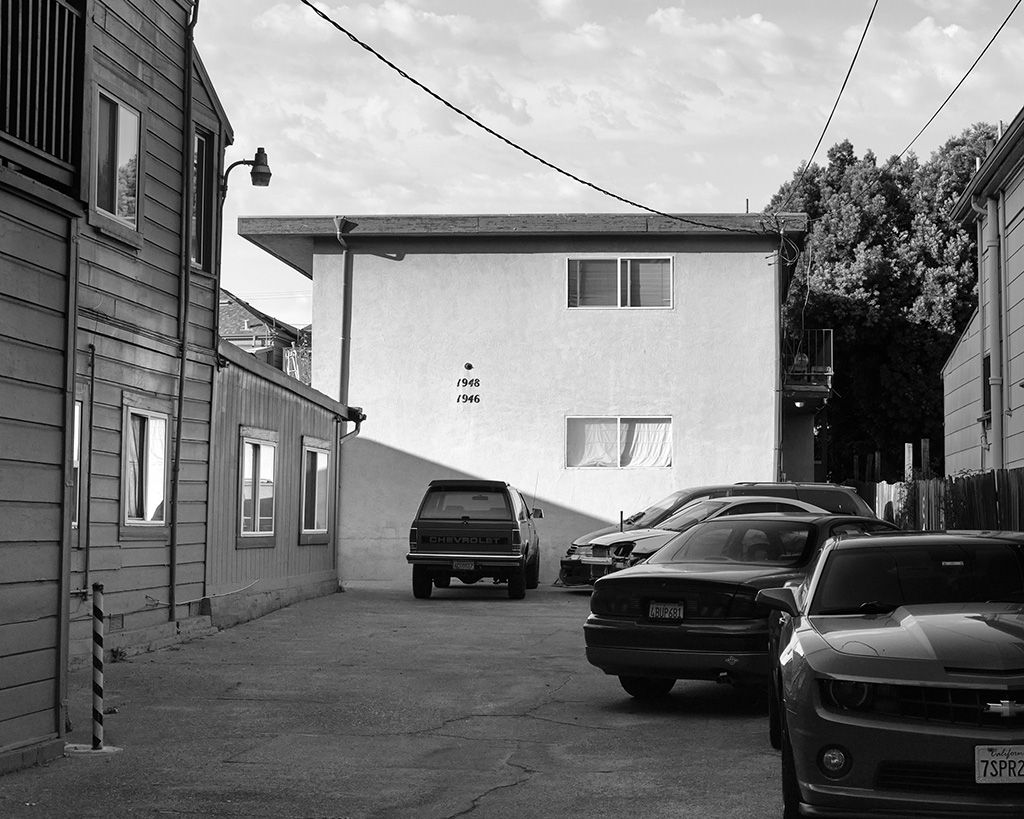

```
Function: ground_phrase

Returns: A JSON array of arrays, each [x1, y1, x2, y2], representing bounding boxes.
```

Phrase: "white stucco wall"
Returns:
[[313, 243, 781, 583]]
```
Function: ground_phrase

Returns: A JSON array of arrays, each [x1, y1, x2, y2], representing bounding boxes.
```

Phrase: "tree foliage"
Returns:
[[766, 123, 997, 481]]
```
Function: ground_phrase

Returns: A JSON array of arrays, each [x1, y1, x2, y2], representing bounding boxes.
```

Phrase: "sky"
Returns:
[[194, 0, 1024, 328]]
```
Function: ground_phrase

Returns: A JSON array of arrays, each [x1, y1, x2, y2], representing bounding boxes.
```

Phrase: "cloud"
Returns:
[[535, 0, 580, 21]]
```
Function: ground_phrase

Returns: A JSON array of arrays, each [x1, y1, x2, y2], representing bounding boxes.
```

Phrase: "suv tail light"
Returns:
[[409, 527, 417, 550], [512, 525, 523, 553]]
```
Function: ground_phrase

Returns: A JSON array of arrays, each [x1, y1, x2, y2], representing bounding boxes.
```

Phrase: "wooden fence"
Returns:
[[867, 468, 1024, 532]]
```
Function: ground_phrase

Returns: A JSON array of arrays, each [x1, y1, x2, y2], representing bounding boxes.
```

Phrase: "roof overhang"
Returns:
[[953, 105, 1024, 225], [238, 212, 809, 280]]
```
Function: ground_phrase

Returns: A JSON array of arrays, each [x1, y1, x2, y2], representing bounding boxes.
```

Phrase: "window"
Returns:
[[567, 258, 672, 308], [124, 409, 167, 524], [241, 437, 276, 535], [301, 443, 330, 533], [191, 129, 214, 271], [566, 417, 672, 468], [95, 90, 140, 228], [72, 400, 82, 528]]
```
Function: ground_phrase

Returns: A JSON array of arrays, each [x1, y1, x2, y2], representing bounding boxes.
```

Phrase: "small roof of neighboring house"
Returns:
[[237, 212, 808, 280], [219, 288, 300, 342]]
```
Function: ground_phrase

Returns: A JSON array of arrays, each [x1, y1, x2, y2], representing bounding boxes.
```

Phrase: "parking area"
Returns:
[[1, 581, 782, 819]]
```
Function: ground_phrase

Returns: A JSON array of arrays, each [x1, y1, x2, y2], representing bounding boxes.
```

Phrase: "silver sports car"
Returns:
[[758, 531, 1024, 818]]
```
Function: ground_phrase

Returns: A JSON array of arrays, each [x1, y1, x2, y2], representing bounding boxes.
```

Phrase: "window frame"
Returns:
[[88, 60, 147, 248], [93, 88, 141, 229], [190, 127, 215, 273], [237, 426, 279, 548], [565, 415, 673, 469], [566, 256, 673, 310], [299, 436, 332, 544], [120, 394, 171, 541]]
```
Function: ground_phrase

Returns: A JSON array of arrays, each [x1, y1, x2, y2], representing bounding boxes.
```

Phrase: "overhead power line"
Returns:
[[297, 0, 766, 235], [775, 0, 878, 215]]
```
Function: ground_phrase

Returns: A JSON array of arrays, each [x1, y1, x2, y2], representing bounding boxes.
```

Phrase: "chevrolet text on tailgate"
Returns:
[[407, 479, 544, 600]]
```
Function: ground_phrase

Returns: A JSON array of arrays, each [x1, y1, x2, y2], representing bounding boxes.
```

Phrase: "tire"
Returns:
[[618, 675, 675, 699], [781, 714, 802, 819], [412, 566, 433, 599], [769, 672, 782, 750], [525, 551, 540, 590], [508, 568, 527, 600], [434, 574, 451, 588]]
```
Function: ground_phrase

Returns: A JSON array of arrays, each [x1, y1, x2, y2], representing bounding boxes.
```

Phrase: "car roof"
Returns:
[[828, 530, 1024, 549], [426, 479, 510, 491]]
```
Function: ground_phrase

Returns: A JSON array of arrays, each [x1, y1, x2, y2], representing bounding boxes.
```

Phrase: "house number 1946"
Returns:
[[457, 394, 480, 403]]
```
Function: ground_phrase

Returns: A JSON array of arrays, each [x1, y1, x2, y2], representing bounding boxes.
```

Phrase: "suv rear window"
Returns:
[[419, 489, 512, 520]]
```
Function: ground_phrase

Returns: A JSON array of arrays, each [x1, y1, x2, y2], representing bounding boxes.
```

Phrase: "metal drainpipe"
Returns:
[[1000, 190, 1011, 418], [168, 0, 201, 621], [84, 344, 97, 591], [985, 196, 1003, 469]]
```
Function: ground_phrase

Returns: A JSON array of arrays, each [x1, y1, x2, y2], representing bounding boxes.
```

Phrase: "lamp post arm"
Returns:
[[220, 159, 254, 199]]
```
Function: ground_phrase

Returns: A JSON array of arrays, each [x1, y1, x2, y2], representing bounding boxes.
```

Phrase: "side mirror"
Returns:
[[756, 587, 799, 617], [532, 508, 544, 519]]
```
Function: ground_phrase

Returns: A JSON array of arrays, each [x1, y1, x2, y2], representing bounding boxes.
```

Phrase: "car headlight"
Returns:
[[821, 679, 872, 710]]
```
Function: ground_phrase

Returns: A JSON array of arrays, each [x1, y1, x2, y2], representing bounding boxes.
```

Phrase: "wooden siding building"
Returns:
[[0, 0, 362, 774], [943, 105, 1024, 473]]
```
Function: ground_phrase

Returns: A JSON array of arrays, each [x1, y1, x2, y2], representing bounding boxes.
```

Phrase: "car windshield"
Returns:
[[658, 499, 730, 531], [631, 490, 699, 527], [648, 519, 815, 565], [419, 489, 512, 520], [810, 542, 1024, 615]]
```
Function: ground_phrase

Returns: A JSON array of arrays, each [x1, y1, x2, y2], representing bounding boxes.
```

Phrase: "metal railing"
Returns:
[[1, 0, 83, 172], [783, 328, 833, 387]]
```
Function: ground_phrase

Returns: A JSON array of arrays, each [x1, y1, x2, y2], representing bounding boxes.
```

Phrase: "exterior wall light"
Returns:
[[221, 147, 272, 198]]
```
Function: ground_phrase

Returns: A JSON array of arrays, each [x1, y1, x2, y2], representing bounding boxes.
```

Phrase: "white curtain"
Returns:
[[566, 418, 618, 467], [620, 418, 672, 467]]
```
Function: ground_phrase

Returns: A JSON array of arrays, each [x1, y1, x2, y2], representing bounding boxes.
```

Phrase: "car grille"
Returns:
[[876, 761, 1024, 795], [858, 685, 1024, 729]]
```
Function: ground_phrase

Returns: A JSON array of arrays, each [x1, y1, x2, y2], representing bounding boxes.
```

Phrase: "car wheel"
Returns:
[[525, 552, 540, 590], [412, 566, 433, 599], [781, 715, 801, 819], [508, 568, 527, 600], [434, 574, 451, 588], [618, 675, 674, 699], [768, 672, 782, 750]]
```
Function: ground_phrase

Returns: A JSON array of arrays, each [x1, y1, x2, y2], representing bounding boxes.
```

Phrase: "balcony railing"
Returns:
[[1, 0, 84, 185], [783, 329, 833, 389]]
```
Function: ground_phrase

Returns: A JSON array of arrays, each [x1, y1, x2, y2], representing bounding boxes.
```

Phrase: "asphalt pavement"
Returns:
[[0, 580, 782, 819]]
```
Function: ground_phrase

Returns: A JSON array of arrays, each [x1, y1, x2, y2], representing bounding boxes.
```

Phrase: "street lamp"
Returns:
[[221, 147, 272, 198]]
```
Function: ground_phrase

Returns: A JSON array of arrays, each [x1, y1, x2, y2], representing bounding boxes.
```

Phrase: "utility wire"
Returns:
[[297, 0, 767, 235], [888, 0, 1021, 168], [774, 0, 878, 216]]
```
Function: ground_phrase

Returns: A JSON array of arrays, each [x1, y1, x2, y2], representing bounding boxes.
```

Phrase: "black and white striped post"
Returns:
[[92, 582, 105, 750]]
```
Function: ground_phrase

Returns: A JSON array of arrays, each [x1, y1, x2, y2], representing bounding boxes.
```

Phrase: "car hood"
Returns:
[[589, 528, 674, 547], [813, 604, 1024, 669]]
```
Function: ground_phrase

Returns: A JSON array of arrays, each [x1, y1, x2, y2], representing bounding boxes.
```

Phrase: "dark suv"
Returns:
[[407, 480, 544, 599], [559, 482, 874, 587]]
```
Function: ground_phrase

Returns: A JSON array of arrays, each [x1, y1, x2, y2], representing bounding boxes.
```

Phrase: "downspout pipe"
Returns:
[[983, 196, 1003, 469], [169, 0, 201, 621]]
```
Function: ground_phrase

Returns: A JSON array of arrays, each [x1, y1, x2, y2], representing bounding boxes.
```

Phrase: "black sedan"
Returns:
[[758, 531, 1024, 819], [583, 513, 897, 700]]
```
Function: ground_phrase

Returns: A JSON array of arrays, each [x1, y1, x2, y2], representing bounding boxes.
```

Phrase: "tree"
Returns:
[[767, 124, 997, 481]]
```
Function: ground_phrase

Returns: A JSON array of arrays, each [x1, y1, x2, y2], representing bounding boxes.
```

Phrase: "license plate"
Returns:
[[975, 745, 1024, 783], [452, 560, 475, 571], [648, 601, 684, 620]]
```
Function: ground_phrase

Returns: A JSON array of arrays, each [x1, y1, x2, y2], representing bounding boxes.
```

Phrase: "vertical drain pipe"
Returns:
[[985, 196, 1003, 470]]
